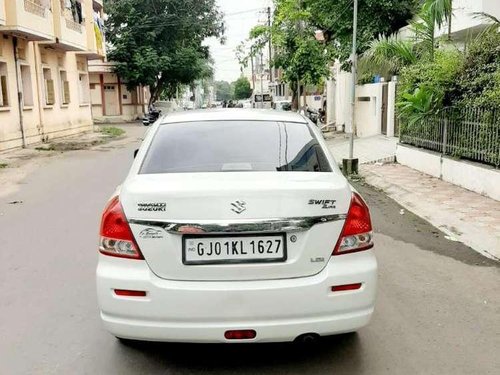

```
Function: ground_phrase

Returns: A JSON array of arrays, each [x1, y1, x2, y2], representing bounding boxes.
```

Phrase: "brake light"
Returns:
[[114, 289, 147, 297], [99, 196, 144, 260], [224, 330, 257, 340], [331, 283, 362, 292], [333, 192, 374, 255]]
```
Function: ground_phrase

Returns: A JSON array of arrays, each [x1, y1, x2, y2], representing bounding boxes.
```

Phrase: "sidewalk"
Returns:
[[361, 163, 500, 261], [326, 134, 398, 164], [0, 123, 142, 199]]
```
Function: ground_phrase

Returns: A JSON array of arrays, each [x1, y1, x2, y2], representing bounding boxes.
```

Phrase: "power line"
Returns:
[[225, 8, 264, 17]]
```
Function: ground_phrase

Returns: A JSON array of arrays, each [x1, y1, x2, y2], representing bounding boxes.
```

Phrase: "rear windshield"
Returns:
[[140, 121, 332, 174]]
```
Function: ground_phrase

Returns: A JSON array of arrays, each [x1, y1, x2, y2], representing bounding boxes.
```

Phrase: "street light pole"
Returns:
[[260, 51, 264, 109], [344, 0, 359, 175], [296, 0, 302, 112], [267, 6, 273, 84]]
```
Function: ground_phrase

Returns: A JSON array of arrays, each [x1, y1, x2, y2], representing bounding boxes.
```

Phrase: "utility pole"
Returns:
[[267, 7, 273, 84], [250, 50, 256, 93], [260, 51, 264, 109], [296, 0, 302, 112], [344, 0, 359, 175], [13, 37, 26, 148]]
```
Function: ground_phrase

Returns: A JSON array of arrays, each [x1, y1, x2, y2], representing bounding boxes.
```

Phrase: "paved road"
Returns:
[[1, 124, 498, 375]]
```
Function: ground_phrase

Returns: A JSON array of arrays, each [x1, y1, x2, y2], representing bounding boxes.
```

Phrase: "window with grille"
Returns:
[[79, 73, 90, 104], [0, 62, 9, 108], [21, 65, 34, 107], [43, 68, 55, 106], [59, 70, 70, 105]]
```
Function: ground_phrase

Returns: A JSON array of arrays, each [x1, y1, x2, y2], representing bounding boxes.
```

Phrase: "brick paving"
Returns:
[[361, 163, 500, 261]]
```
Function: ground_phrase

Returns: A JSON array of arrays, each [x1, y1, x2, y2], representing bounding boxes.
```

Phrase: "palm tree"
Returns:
[[414, 0, 453, 59], [361, 0, 453, 75], [362, 36, 418, 75], [473, 12, 500, 36]]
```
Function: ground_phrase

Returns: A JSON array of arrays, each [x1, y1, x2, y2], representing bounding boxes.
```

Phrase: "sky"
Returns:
[[205, 0, 272, 83]]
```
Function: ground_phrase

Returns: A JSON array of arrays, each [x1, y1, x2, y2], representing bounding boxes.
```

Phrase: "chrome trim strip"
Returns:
[[129, 214, 347, 234]]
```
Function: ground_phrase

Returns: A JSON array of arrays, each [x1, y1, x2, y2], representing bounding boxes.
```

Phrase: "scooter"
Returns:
[[142, 107, 161, 126], [318, 108, 326, 124], [305, 107, 320, 124]]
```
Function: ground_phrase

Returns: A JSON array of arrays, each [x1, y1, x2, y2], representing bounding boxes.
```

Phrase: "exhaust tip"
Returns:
[[294, 333, 320, 345]]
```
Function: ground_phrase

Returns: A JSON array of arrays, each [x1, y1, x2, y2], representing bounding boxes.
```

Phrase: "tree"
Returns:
[[362, 36, 417, 76], [306, 0, 418, 66], [104, 0, 224, 105], [360, 0, 453, 78], [214, 81, 233, 102], [233, 77, 253, 100], [413, 0, 453, 60], [245, 0, 331, 110]]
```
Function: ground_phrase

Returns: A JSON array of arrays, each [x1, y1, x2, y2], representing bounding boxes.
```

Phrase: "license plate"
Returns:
[[182, 234, 287, 265]]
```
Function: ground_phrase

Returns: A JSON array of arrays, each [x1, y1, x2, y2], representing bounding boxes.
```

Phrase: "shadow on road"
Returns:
[[112, 333, 364, 374]]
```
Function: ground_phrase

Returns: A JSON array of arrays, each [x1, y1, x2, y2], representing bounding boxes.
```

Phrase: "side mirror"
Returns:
[[133, 149, 139, 159]]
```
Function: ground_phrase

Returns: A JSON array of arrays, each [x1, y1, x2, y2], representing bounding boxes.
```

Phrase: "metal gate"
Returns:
[[381, 84, 388, 135]]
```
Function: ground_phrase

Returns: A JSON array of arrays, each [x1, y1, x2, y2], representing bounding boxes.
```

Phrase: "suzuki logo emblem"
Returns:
[[231, 200, 247, 214]]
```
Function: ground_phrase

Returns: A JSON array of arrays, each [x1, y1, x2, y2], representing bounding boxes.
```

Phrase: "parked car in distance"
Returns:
[[273, 100, 292, 111], [241, 99, 252, 108], [97, 109, 377, 344]]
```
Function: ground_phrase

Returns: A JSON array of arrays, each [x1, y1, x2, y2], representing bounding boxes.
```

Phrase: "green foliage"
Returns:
[[233, 77, 253, 100], [243, 0, 331, 108], [397, 86, 442, 126], [423, 0, 453, 29], [0, 163, 7, 169], [398, 48, 463, 108], [104, 0, 223, 105], [306, 0, 418, 66], [360, 35, 418, 80], [451, 31, 500, 109], [214, 81, 233, 102], [360, 0, 453, 81], [412, 0, 452, 61], [100, 127, 126, 137]]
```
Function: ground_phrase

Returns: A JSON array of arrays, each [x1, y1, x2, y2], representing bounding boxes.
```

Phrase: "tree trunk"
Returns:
[[303, 83, 307, 110], [149, 77, 166, 108], [291, 82, 299, 111]]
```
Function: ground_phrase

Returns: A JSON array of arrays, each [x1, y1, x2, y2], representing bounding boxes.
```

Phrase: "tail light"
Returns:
[[224, 330, 257, 340], [333, 192, 374, 255], [99, 196, 144, 260]]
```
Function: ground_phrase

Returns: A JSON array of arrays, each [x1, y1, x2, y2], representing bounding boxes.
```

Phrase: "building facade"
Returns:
[[88, 60, 149, 122], [0, 0, 105, 152], [399, 0, 500, 42]]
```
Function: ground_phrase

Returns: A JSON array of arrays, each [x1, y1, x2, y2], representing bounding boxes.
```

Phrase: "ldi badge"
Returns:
[[139, 228, 163, 239], [308, 199, 337, 209], [137, 203, 166, 212]]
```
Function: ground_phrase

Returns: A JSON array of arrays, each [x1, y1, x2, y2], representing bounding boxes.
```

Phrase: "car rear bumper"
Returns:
[[96, 251, 377, 343]]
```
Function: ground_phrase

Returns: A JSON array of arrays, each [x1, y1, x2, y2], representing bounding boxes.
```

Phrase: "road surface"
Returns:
[[0, 124, 498, 374]]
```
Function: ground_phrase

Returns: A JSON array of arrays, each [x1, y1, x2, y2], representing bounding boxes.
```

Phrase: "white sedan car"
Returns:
[[97, 109, 377, 343]]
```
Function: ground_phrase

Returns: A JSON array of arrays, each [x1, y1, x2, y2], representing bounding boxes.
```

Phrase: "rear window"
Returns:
[[140, 121, 332, 174]]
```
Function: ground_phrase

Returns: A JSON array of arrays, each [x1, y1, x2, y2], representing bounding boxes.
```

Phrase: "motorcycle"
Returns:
[[305, 107, 320, 124], [318, 108, 326, 124], [142, 106, 162, 126]]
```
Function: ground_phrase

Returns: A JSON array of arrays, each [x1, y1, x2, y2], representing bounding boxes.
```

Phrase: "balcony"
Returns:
[[0, 0, 55, 41], [56, 13, 88, 51], [46, 2, 88, 52], [80, 2, 106, 59]]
